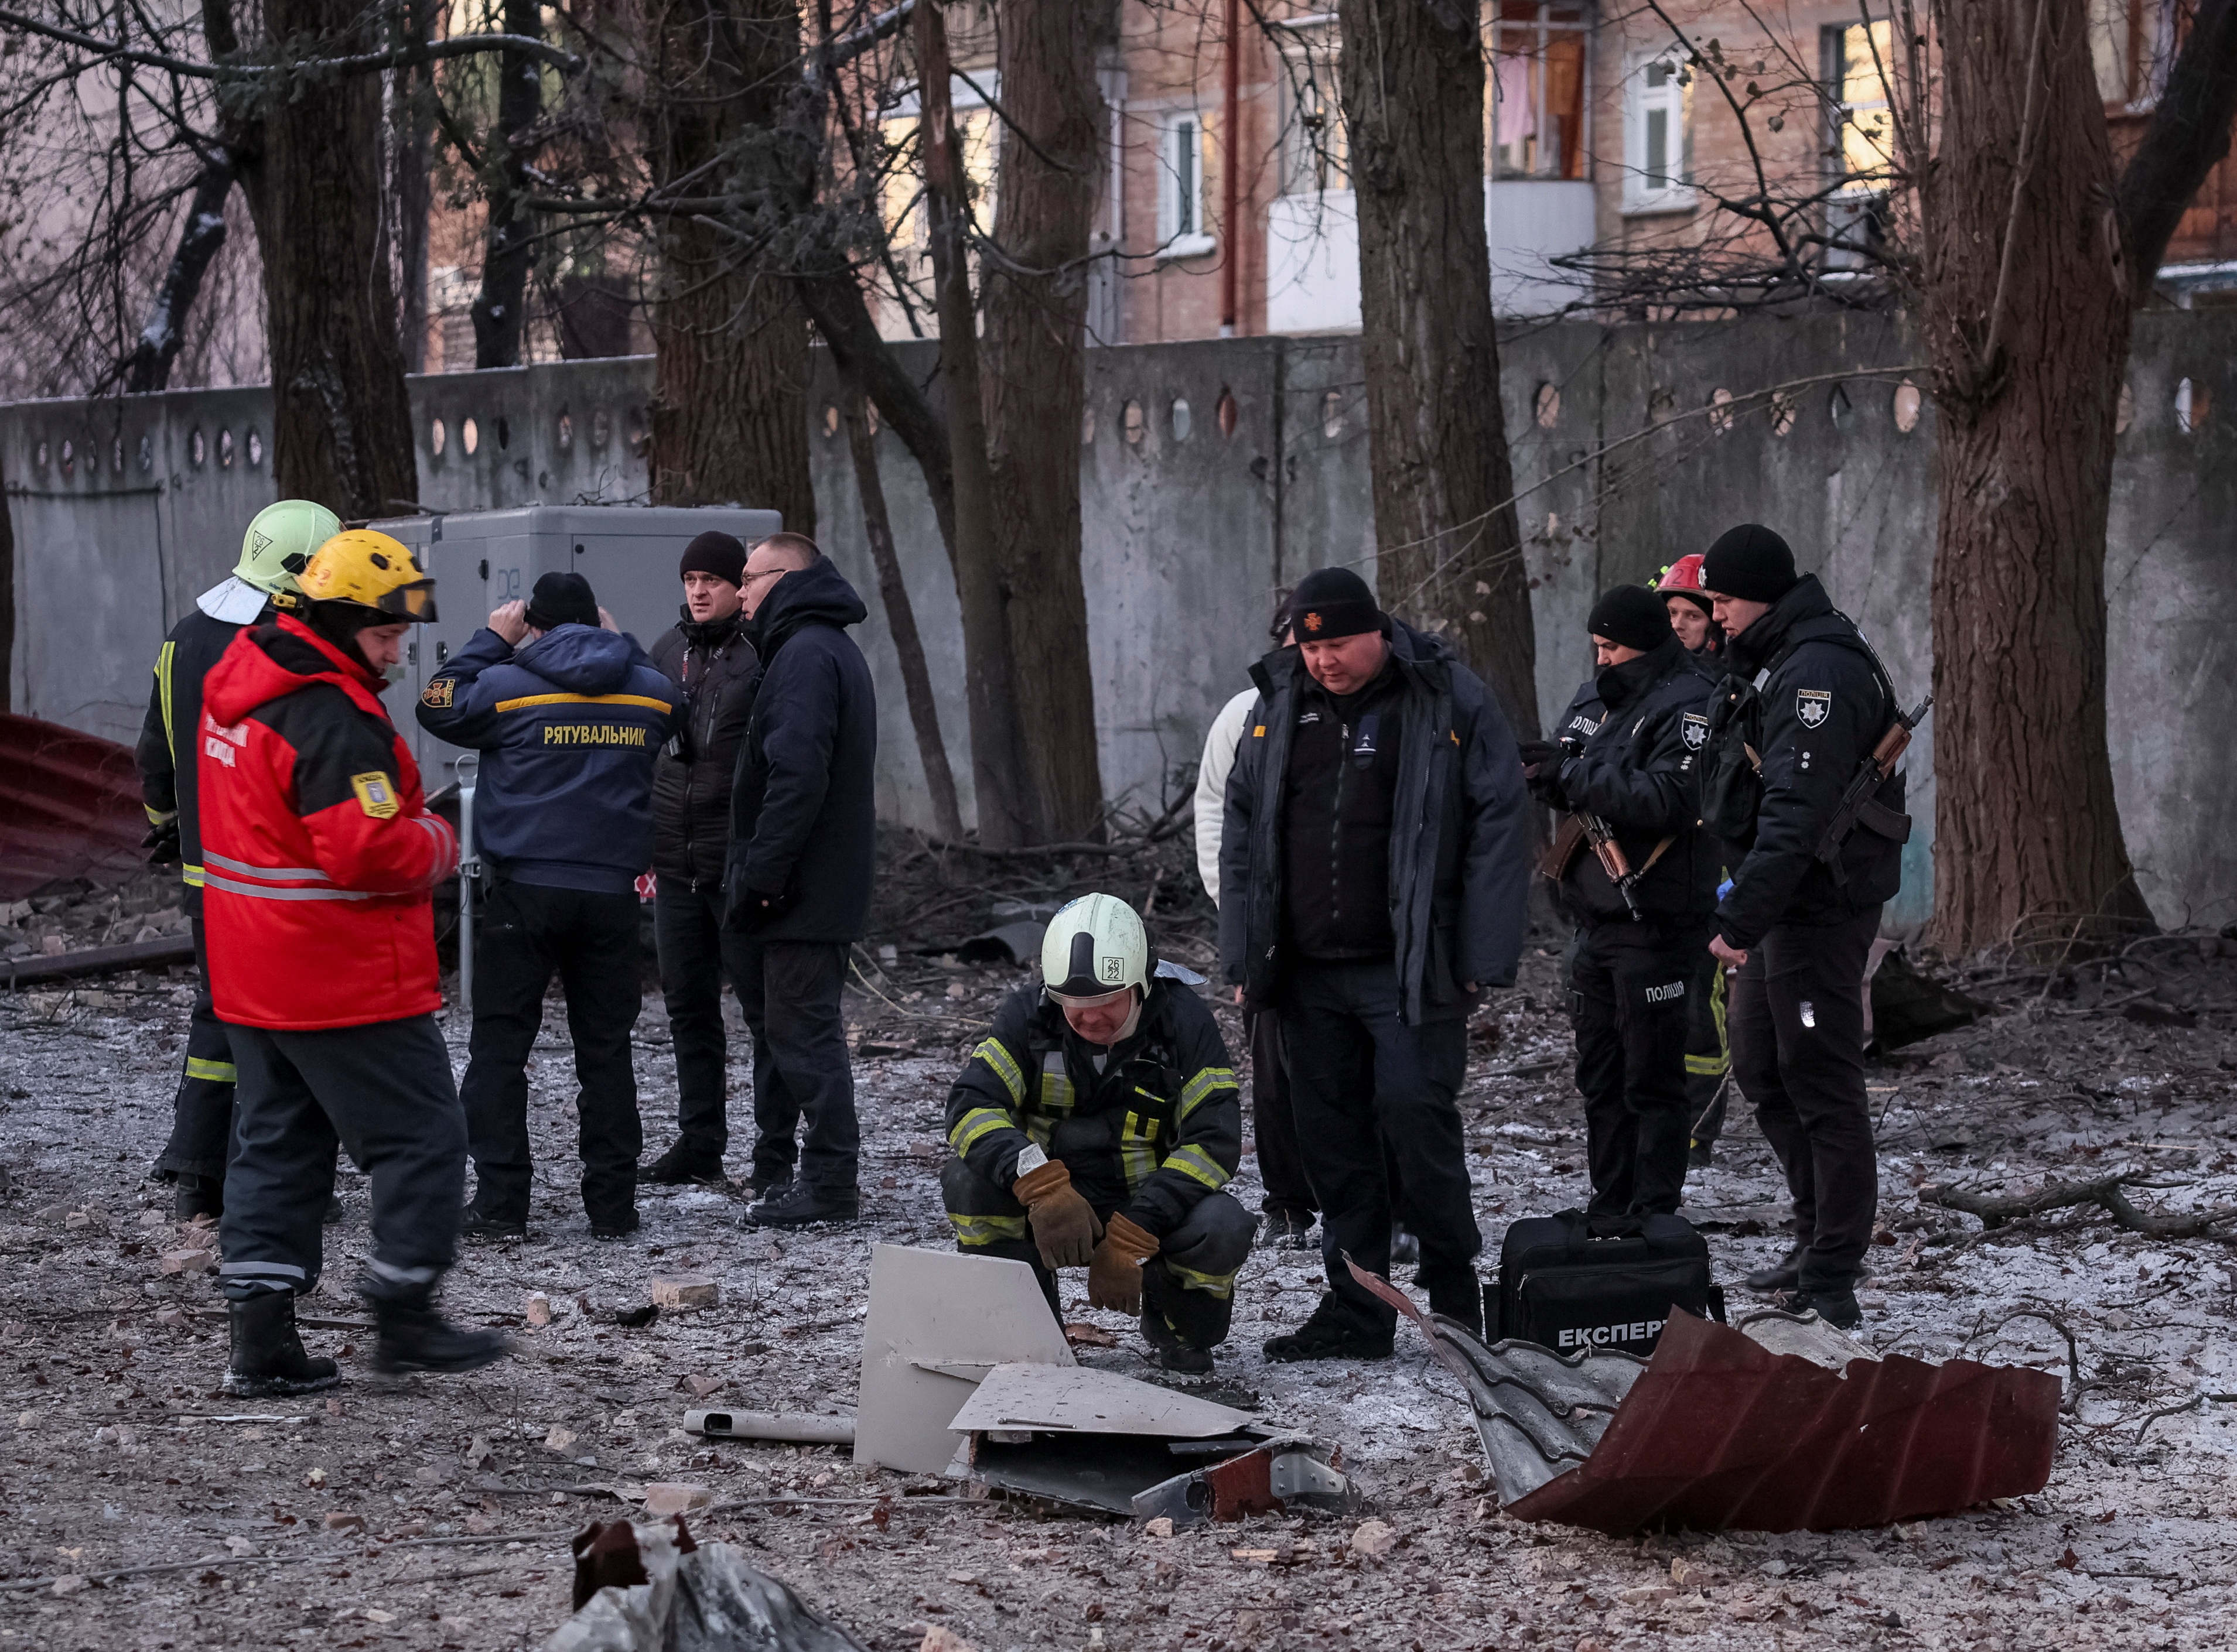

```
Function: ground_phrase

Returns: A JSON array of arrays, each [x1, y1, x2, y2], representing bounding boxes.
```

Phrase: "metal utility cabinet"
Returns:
[[375, 505, 780, 784]]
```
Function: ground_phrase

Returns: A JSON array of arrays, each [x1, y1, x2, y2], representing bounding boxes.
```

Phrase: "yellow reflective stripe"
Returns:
[[1119, 1110, 1160, 1192], [493, 692, 672, 714], [1710, 960, 1729, 1056], [156, 641, 176, 755], [185, 1056, 237, 1083], [971, 1039, 1026, 1104], [1038, 1051, 1075, 1113], [949, 1107, 1014, 1154], [1162, 1144, 1231, 1191], [1177, 1065, 1236, 1121], [145, 805, 176, 825], [1685, 1053, 1730, 1076], [1164, 1261, 1237, 1299], [948, 1213, 1030, 1247], [182, 864, 206, 888]]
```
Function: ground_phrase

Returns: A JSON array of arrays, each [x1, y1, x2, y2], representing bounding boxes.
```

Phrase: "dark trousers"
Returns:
[[1570, 920, 1704, 1217], [155, 915, 236, 1184], [940, 1156, 1256, 1346], [737, 939, 859, 1193], [1729, 907, 1881, 1294], [1281, 959, 1480, 1336], [1246, 1010, 1316, 1217], [220, 1015, 463, 1302], [459, 880, 643, 1226], [654, 878, 757, 1160], [1685, 953, 1732, 1150]]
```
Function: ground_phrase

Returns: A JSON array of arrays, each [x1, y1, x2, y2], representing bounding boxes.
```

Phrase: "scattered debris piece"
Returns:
[[1866, 947, 1988, 1051], [1348, 1519, 1395, 1559], [954, 921, 1046, 968], [681, 1374, 723, 1400], [1131, 1438, 1358, 1528], [636, 1484, 713, 1518], [466, 1436, 497, 1469], [1142, 1517, 1173, 1539], [50, 1574, 88, 1597], [687, 1410, 855, 1446], [158, 1247, 214, 1275], [1062, 1322, 1118, 1349], [324, 1511, 364, 1533], [546, 1427, 582, 1454], [649, 1275, 719, 1311], [525, 1292, 554, 1326], [548, 1517, 871, 1651], [613, 1304, 659, 1329], [917, 1628, 978, 1652]]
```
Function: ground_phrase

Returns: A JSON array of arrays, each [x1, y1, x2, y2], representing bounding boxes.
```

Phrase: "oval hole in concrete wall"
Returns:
[[1122, 400, 1145, 445], [1171, 398, 1193, 441], [2177, 377, 2211, 433], [626, 409, 649, 456], [33, 440, 47, 470], [1321, 390, 1344, 439], [60, 438, 74, 474], [141, 435, 156, 471], [431, 417, 446, 457], [1708, 387, 1735, 435], [462, 418, 480, 456], [1770, 389, 1798, 436], [823, 405, 840, 439], [1535, 382, 1560, 427], [218, 428, 234, 468], [590, 409, 611, 449], [557, 412, 573, 451], [187, 430, 203, 468], [1216, 388, 1238, 438], [496, 416, 511, 450], [111, 437, 123, 473], [1081, 405, 1096, 445], [1892, 379, 1922, 433], [2116, 381, 2135, 434]]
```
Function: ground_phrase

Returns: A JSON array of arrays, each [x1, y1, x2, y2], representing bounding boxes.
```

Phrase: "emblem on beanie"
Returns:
[[1303, 611, 1324, 633], [1682, 712, 1708, 750], [1797, 689, 1831, 728]]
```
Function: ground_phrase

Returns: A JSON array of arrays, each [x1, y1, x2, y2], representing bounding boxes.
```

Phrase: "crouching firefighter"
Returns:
[[197, 531, 509, 1394], [940, 894, 1253, 1374], [1519, 586, 1720, 1218]]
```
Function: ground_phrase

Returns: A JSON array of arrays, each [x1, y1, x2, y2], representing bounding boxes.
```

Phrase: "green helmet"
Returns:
[[1040, 892, 1149, 1002], [236, 499, 343, 596]]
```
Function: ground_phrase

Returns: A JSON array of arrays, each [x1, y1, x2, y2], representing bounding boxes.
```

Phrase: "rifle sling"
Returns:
[[1539, 818, 1678, 883]]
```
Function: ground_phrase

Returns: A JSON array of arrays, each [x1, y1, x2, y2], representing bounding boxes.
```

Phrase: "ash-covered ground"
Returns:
[[2, 848, 2235, 1652]]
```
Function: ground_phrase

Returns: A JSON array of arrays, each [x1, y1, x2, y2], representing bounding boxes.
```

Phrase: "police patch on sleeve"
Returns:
[[419, 676, 454, 709], [350, 771, 401, 820], [1682, 712, 1709, 751], [1796, 689, 1832, 728]]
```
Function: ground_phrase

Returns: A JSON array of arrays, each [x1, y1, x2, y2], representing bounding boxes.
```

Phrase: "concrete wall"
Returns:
[[6, 313, 2232, 929]]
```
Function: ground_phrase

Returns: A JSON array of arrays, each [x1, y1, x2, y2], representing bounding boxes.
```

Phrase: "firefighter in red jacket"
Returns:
[[198, 530, 507, 1395]]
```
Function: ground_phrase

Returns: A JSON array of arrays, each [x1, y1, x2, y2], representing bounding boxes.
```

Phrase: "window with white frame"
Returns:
[[1488, 2, 1591, 181], [1623, 51, 1693, 213], [1158, 112, 1215, 256]]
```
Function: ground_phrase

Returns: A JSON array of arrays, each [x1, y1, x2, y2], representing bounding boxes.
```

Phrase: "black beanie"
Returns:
[[1699, 524, 1799, 603], [525, 570, 599, 630], [1289, 566, 1384, 642], [1588, 584, 1674, 653], [679, 530, 746, 587]]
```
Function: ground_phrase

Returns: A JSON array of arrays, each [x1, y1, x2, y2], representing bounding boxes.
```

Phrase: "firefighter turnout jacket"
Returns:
[[138, 605, 268, 908], [196, 616, 458, 1029], [944, 977, 1241, 1245]]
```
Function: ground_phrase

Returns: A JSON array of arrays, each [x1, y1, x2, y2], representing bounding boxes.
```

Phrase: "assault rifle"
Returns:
[[1815, 695, 1932, 880], [1578, 812, 1644, 921]]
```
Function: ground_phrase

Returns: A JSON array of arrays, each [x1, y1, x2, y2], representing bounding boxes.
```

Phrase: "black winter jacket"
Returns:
[[724, 558, 878, 942], [1549, 637, 1720, 929], [1715, 575, 1905, 948], [649, 611, 761, 888], [1218, 619, 1532, 1023], [138, 605, 267, 913], [943, 977, 1241, 1241]]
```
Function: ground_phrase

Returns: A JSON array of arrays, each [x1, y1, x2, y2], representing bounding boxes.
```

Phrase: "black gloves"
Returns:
[[1516, 739, 1560, 775], [726, 885, 789, 933], [143, 818, 182, 868]]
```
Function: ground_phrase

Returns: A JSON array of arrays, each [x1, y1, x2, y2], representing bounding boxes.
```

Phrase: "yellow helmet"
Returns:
[[298, 531, 439, 623]]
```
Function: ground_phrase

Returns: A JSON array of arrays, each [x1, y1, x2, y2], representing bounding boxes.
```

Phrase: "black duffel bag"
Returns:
[[1488, 1209, 1724, 1357]]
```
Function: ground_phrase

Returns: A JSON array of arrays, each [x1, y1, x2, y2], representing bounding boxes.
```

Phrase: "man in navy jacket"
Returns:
[[724, 535, 877, 1228], [416, 572, 679, 1240]]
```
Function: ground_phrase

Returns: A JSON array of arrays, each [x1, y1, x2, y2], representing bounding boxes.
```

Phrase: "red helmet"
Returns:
[[1657, 554, 1715, 614]]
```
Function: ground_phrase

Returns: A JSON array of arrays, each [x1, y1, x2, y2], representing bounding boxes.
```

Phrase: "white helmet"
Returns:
[[1040, 892, 1149, 1002]]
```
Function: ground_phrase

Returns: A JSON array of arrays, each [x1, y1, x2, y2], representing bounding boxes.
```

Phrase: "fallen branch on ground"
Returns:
[[1921, 1172, 2237, 1242]]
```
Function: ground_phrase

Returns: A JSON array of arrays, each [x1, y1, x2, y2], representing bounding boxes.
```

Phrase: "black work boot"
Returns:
[[1256, 1208, 1316, 1251], [1140, 1307, 1215, 1376], [1772, 1285, 1863, 1331], [1744, 1241, 1808, 1292], [744, 1181, 859, 1229], [460, 1205, 528, 1243], [1263, 1296, 1394, 1363], [223, 1292, 340, 1398], [1389, 1224, 1421, 1267], [1422, 1268, 1485, 1338], [640, 1143, 728, 1187], [174, 1175, 223, 1223], [367, 1284, 511, 1378]]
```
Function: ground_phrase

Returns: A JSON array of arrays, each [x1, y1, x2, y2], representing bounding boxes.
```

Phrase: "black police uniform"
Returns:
[[1710, 574, 1905, 1297], [1542, 637, 1720, 1216], [137, 603, 267, 1200], [941, 977, 1252, 1349]]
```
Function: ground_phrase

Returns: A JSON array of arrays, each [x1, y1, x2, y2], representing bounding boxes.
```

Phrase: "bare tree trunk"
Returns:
[[121, 154, 237, 394], [469, 0, 543, 369], [843, 374, 963, 840], [1336, 0, 1537, 740], [979, 0, 1108, 842], [917, 0, 1030, 846], [394, 0, 436, 375], [1923, 0, 2151, 952], [0, 452, 14, 712], [248, 0, 418, 518], [645, 0, 816, 529]]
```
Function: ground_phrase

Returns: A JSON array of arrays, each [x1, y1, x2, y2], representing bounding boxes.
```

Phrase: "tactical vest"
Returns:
[[1700, 615, 1892, 850]]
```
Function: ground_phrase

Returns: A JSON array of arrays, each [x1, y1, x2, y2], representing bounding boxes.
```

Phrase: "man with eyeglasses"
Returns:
[[940, 893, 1252, 1373]]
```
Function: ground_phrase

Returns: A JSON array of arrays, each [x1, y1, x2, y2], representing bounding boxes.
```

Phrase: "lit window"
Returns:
[[1277, 29, 1348, 196], [1822, 22, 1894, 269], [1489, 3, 1591, 182], [1624, 52, 1693, 213], [1159, 113, 1215, 255]]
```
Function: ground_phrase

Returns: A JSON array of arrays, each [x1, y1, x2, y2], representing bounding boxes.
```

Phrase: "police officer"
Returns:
[[941, 894, 1253, 1374], [416, 572, 679, 1241], [1698, 524, 1907, 1329], [1657, 553, 1733, 1165], [1521, 587, 1719, 1218], [138, 499, 340, 1219], [644, 532, 764, 1189], [197, 531, 504, 1392]]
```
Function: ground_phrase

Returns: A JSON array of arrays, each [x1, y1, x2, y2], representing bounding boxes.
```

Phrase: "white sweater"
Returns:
[[1193, 686, 1259, 905]]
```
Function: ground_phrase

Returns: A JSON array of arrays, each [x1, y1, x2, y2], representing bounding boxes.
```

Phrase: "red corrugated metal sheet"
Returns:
[[1507, 1309, 2060, 1534], [0, 714, 147, 898]]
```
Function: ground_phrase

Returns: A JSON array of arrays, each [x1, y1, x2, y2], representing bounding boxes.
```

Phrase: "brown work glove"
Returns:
[[1014, 1159, 1102, 1271], [1087, 1212, 1160, 1315]]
